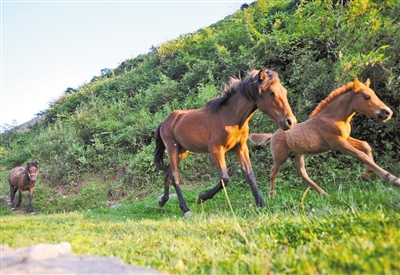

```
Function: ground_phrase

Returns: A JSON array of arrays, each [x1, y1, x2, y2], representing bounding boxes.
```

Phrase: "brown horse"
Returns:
[[8, 161, 38, 213], [154, 69, 297, 216], [249, 78, 399, 197]]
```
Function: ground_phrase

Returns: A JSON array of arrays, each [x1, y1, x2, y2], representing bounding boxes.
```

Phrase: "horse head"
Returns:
[[26, 161, 38, 182], [353, 78, 393, 122], [253, 69, 297, 130]]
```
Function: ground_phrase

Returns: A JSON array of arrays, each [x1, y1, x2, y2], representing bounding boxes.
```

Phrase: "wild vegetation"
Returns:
[[1, 0, 399, 274]]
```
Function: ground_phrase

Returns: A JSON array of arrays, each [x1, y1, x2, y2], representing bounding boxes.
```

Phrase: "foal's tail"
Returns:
[[248, 133, 273, 146], [153, 123, 168, 171]]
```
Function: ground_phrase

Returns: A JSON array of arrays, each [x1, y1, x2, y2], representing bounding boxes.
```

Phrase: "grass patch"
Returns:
[[1, 205, 399, 274], [1, 157, 399, 274]]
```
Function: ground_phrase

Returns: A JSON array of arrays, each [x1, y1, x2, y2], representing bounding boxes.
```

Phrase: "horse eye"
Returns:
[[363, 94, 371, 100], [269, 91, 275, 97]]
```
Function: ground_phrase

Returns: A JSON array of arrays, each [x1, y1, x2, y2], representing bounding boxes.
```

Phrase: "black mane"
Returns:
[[25, 161, 38, 170], [205, 69, 278, 113]]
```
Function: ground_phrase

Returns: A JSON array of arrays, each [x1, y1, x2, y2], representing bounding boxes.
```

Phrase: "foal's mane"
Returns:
[[25, 161, 38, 170], [309, 81, 354, 118], [205, 69, 278, 113]]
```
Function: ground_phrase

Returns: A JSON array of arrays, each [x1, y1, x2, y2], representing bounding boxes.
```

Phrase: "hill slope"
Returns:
[[1, 0, 399, 203]]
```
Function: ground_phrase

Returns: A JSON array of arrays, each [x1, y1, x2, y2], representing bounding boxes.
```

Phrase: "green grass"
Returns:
[[1, 203, 399, 274], [1, 161, 400, 275]]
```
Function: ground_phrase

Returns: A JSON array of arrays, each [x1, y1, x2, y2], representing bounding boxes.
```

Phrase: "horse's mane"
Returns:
[[25, 161, 38, 170], [310, 81, 354, 118], [205, 69, 278, 113]]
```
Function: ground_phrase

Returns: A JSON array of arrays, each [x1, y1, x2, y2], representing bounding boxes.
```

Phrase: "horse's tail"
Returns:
[[248, 133, 273, 146], [153, 123, 168, 171]]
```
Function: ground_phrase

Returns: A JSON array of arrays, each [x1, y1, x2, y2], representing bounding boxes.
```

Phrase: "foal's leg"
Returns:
[[196, 147, 229, 204], [158, 151, 190, 209], [269, 157, 285, 198], [334, 139, 400, 186], [233, 144, 265, 207], [294, 155, 328, 195], [347, 137, 375, 180], [10, 185, 18, 210], [269, 139, 290, 198], [29, 186, 35, 213], [162, 146, 192, 216], [158, 167, 171, 208], [16, 188, 23, 207]]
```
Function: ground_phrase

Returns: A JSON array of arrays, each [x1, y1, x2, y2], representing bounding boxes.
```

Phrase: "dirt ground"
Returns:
[[1, 194, 31, 215]]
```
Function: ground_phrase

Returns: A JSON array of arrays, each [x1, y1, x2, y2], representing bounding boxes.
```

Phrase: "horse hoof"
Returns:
[[361, 174, 371, 181], [257, 201, 266, 207], [196, 196, 203, 204], [183, 211, 192, 217], [30, 212, 36, 215], [10, 208, 15, 211]]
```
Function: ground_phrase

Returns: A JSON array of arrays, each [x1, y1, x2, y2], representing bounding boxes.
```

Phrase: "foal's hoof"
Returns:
[[361, 173, 371, 181], [183, 211, 192, 217], [257, 201, 266, 207], [196, 195, 204, 204]]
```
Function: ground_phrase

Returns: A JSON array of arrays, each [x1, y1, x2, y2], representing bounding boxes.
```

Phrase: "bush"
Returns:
[[1, 0, 399, 200]]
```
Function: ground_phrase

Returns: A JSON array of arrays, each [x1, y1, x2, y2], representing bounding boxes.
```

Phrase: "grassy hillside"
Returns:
[[1, 1, 400, 274], [1, 0, 399, 191]]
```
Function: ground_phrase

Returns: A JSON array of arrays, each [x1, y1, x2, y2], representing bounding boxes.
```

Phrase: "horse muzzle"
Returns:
[[376, 107, 393, 122], [28, 174, 37, 182], [279, 117, 296, 130]]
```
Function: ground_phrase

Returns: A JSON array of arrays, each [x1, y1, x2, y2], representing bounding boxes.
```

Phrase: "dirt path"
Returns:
[[0, 194, 31, 215]]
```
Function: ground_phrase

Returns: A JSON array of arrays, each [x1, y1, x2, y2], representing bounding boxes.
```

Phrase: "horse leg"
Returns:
[[16, 188, 23, 208], [294, 154, 328, 195], [165, 147, 192, 216], [196, 147, 228, 204], [347, 137, 375, 180], [29, 186, 35, 213], [269, 159, 284, 198], [233, 144, 265, 207], [269, 137, 290, 198], [158, 166, 171, 208], [10, 185, 18, 210], [333, 139, 400, 186]]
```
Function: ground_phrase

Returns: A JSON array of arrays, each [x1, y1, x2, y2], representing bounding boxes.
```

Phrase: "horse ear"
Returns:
[[258, 70, 267, 82], [353, 78, 361, 92], [365, 78, 371, 87]]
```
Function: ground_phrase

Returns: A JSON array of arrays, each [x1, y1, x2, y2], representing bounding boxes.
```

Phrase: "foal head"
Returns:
[[352, 78, 393, 122], [26, 161, 38, 182], [250, 69, 297, 130]]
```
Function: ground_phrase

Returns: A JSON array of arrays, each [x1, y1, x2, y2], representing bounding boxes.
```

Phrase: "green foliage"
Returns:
[[0, 129, 35, 168], [0, 0, 399, 218], [2, 4, 399, 273]]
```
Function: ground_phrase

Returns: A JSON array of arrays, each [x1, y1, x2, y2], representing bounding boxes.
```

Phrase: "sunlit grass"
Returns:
[[1, 155, 399, 274], [1, 205, 399, 274], [1, 165, 400, 275]]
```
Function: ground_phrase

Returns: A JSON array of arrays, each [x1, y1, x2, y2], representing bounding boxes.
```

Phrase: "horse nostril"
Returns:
[[378, 108, 393, 121], [286, 118, 292, 127]]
